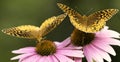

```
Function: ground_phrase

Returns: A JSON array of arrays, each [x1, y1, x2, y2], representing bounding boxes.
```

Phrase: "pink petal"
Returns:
[[107, 30, 120, 38], [60, 46, 82, 50], [54, 54, 74, 62], [11, 53, 36, 60], [54, 42, 60, 45], [12, 47, 35, 54], [96, 29, 120, 38], [39, 56, 56, 62], [92, 38, 110, 46], [57, 50, 84, 57], [46, 56, 54, 62], [90, 44, 111, 62], [106, 38, 120, 46], [44, 58, 50, 62], [60, 43, 82, 50], [57, 37, 71, 49], [74, 58, 82, 62], [67, 44, 82, 49], [94, 37, 120, 46], [38, 56, 48, 62], [30, 55, 41, 62], [51, 55, 59, 62], [100, 26, 109, 31], [21, 55, 40, 62], [92, 40, 116, 56], [84, 45, 104, 62], [83, 46, 93, 62], [89, 44, 104, 62]]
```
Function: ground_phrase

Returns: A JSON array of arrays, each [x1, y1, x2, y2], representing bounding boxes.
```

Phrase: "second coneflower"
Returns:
[[66, 26, 120, 62], [57, 3, 120, 62]]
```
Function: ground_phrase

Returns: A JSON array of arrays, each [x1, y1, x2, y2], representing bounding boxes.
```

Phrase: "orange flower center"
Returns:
[[71, 28, 95, 46], [36, 40, 56, 56]]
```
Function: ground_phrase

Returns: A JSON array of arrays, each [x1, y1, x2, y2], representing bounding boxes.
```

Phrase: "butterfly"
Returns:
[[2, 13, 67, 42], [57, 3, 119, 33]]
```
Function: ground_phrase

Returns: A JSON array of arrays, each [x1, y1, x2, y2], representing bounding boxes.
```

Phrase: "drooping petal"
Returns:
[[57, 37, 71, 49], [60, 46, 82, 50], [96, 29, 120, 38], [54, 42, 60, 45], [83, 26, 120, 62], [106, 38, 120, 46], [100, 26, 109, 31], [38, 56, 48, 62], [67, 44, 83, 49], [92, 40, 116, 56], [30, 55, 41, 62], [21, 55, 40, 62], [57, 50, 84, 57], [83, 46, 93, 62], [84, 45, 104, 62], [54, 54, 74, 62], [51, 55, 59, 62], [12, 47, 35, 54], [11, 53, 36, 60], [74, 58, 82, 62], [90, 44, 104, 62], [44, 57, 50, 62], [93, 37, 120, 46], [46, 56, 54, 62], [90, 44, 111, 62]]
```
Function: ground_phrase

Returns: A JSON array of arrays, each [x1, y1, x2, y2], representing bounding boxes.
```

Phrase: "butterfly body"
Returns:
[[57, 3, 119, 33]]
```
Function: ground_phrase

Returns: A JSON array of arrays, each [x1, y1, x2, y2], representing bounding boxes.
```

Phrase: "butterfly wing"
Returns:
[[2, 14, 67, 40], [57, 3, 82, 16], [39, 13, 67, 37], [86, 9, 119, 33], [2, 25, 40, 39], [57, 3, 87, 32], [57, 3, 119, 33]]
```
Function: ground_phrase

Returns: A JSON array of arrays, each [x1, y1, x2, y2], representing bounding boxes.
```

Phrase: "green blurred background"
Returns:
[[0, 0, 120, 62]]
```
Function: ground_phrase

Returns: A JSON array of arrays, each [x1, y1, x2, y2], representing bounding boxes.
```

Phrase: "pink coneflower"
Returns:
[[69, 26, 120, 62], [11, 39, 84, 62]]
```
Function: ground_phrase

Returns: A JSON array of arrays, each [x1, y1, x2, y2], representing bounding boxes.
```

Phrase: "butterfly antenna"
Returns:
[[79, 8, 85, 15], [74, 6, 84, 15], [85, 8, 94, 15]]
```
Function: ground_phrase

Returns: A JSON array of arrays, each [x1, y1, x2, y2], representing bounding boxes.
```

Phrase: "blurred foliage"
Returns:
[[0, 0, 120, 62]]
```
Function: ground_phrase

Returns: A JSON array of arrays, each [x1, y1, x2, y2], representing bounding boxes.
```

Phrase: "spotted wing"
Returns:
[[57, 3, 82, 16], [57, 3, 119, 33], [57, 3, 86, 32], [39, 13, 67, 37], [86, 9, 119, 33], [2, 25, 40, 39]]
